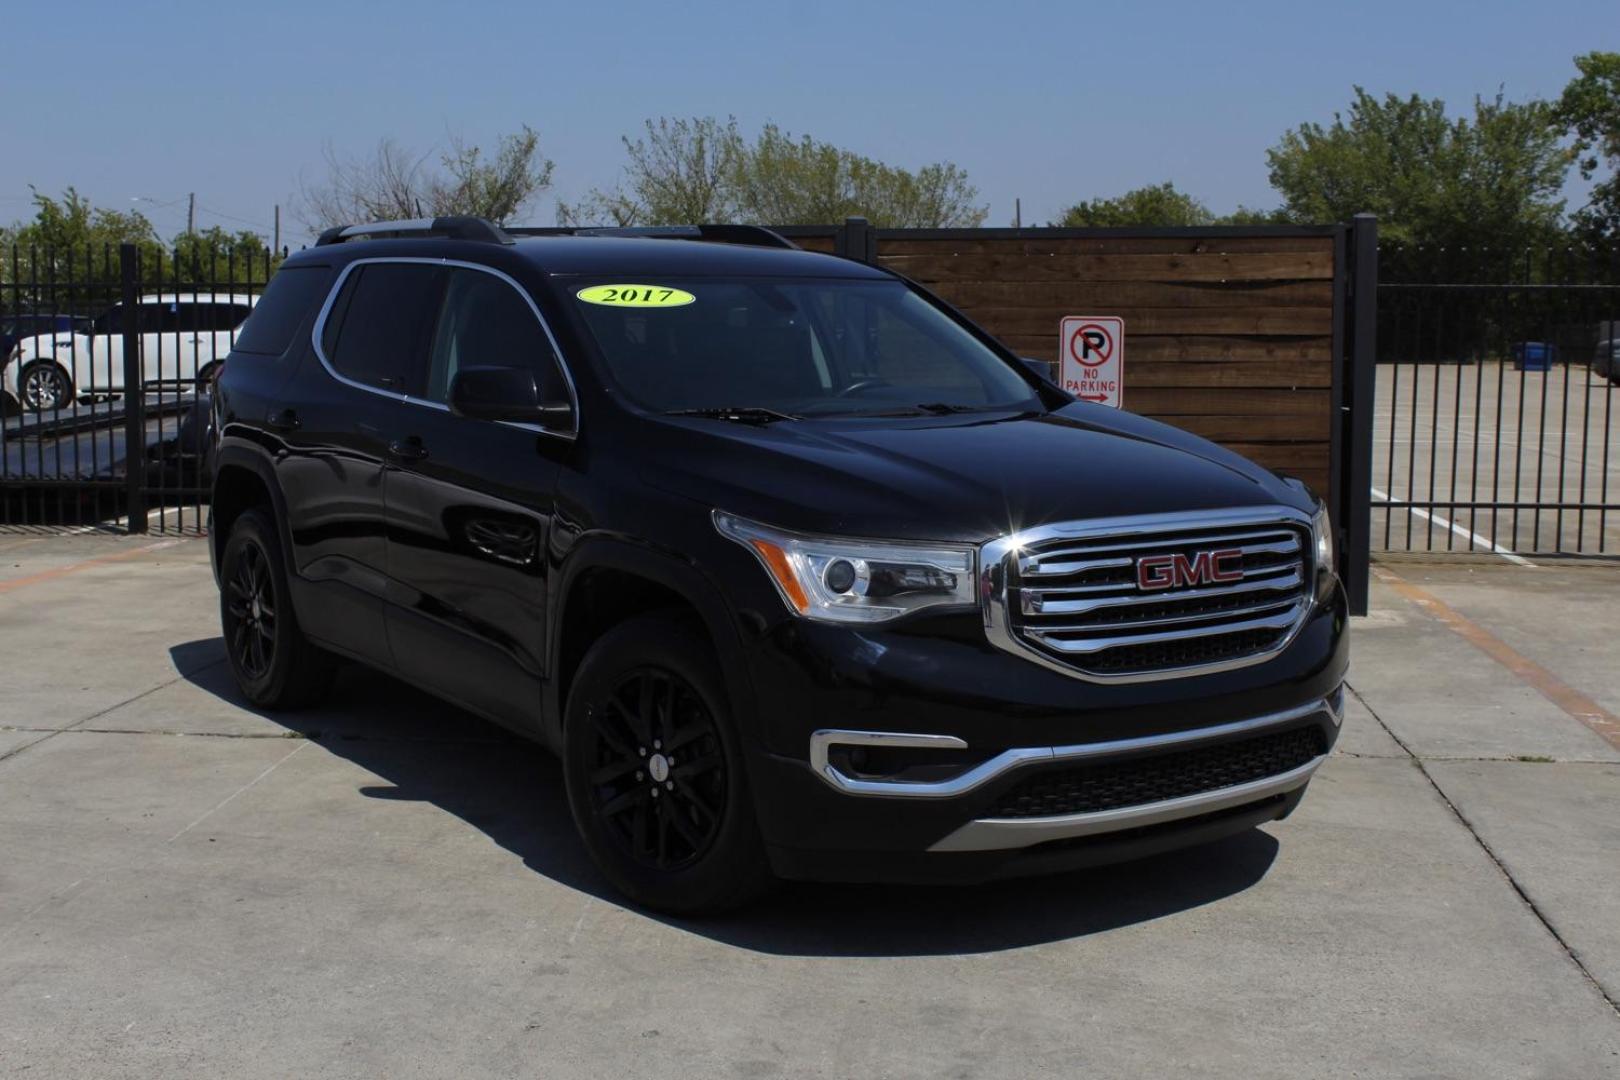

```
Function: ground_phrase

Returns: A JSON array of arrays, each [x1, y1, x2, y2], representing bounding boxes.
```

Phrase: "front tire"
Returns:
[[219, 508, 334, 709], [563, 613, 774, 914], [19, 361, 73, 412]]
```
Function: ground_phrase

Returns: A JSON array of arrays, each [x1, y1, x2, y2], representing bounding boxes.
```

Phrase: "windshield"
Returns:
[[567, 277, 1043, 417]]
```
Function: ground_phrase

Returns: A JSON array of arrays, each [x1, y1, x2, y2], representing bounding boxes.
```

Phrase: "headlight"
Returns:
[[1312, 503, 1335, 583], [714, 511, 976, 624]]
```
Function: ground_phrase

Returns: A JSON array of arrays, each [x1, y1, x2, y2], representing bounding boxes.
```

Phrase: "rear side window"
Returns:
[[233, 266, 332, 356], [319, 263, 443, 394]]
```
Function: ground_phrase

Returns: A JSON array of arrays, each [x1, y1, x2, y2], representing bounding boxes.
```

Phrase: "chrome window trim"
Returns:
[[308, 255, 581, 441], [808, 692, 1340, 799], [979, 505, 1318, 684]]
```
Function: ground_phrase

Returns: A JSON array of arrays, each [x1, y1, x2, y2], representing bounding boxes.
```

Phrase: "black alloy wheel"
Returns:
[[562, 612, 773, 913], [217, 508, 334, 709], [224, 541, 276, 681], [580, 667, 727, 871]]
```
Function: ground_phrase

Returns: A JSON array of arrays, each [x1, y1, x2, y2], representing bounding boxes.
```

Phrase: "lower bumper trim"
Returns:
[[927, 753, 1326, 852]]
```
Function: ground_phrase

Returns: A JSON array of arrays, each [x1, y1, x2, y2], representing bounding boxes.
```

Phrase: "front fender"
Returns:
[[544, 531, 757, 753]]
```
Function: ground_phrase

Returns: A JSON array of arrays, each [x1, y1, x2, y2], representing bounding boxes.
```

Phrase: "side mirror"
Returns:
[[448, 366, 574, 429], [1020, 357, 1056, 384]]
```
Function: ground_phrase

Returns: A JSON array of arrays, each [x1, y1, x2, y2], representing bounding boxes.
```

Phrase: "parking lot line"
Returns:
[[1370, 485, 1535, 565], [1373, 565, 1620, 750]]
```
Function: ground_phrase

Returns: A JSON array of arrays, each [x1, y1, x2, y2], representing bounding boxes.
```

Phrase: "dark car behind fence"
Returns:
[[1375, 245, 1620, 557]]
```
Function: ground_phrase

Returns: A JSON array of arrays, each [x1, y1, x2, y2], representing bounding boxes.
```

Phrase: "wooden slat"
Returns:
[[792, 235, 836, 253], [927, 279, 1333, 309], [1126, 387, 1330, 417], [1125, 360, 1331, 388], [1155, 413, 1328, 442], [885, 251, 1334, 283], [876, 236, 1334, 257], [994, 334, 1333, 363], [964, 306, 1330, 337], [1223, 442, 1330, 469]]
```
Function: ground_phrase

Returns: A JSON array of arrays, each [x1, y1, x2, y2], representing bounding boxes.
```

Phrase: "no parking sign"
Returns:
[[1059, 315, 1124, 407]]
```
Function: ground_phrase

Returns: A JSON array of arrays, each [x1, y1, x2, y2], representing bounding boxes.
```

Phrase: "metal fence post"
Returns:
[[1343, 214, 1378, 615], [119, 243, 146, 533], [839, 216, 873, 264]]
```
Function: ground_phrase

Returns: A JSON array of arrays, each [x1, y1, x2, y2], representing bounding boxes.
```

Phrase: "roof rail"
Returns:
[[505, 224, 799, 251], [314, 216, 514, 247]]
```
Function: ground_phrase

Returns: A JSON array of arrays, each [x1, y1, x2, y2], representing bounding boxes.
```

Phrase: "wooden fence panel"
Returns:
[[873, 231, 1340, 496]]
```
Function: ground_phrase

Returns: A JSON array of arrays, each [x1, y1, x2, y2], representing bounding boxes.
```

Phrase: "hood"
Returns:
[[639, 403, 1310, 543]]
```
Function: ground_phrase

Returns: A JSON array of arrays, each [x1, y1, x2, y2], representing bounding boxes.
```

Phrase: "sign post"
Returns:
[[1059, 316, 1124, 407]]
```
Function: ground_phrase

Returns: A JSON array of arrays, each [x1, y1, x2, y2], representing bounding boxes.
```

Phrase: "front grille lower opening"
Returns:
[[989, 724, 1327, 819]]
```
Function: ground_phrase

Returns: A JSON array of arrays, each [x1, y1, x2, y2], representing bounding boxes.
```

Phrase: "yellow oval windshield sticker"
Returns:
[[576, 284, 696, 308]]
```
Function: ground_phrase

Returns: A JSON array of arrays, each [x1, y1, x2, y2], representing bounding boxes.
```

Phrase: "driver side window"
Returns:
[[424, 268, 565, 405]]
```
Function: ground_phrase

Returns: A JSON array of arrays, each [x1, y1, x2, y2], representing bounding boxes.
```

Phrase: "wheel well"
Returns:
[[556, 568, 704, 716], [211, 464, 273, 564]]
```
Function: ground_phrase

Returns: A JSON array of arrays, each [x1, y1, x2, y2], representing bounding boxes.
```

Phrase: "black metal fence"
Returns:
[[1, 242, 276, 532], [1374, 246, 1620, 557]]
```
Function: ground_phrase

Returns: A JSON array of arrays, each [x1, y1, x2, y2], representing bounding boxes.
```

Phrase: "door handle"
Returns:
[[388, 436, 429, 461], [266, 408, 300, 433]]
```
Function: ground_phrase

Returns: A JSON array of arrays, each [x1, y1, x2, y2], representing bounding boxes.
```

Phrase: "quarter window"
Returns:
[[320, 263, 444, 395], [234, 266, 331, 356]]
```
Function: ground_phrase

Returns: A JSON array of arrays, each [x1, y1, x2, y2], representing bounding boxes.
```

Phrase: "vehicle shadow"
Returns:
[[171, 637, 1281, 958]]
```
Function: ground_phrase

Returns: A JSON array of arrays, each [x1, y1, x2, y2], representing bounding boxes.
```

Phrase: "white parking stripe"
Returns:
[[1370, 486, 1535, 566]]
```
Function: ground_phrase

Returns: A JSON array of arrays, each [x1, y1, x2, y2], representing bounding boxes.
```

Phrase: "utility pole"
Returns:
[[1014, 198, 1022, 229], [186, 192, 195, 235], [273, 204, 281, 254]]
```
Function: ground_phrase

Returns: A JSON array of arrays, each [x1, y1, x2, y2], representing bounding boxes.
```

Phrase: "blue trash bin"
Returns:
[[1511, 342, 1557, 371]]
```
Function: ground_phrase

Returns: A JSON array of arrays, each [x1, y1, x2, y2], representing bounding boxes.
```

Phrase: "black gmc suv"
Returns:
[[210, 216, 1347, 913]]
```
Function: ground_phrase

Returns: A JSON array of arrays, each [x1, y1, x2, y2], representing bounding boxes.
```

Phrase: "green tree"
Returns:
[[1265, 87, 1569, 274], [731, 123, 986, 227], [561, 118, 987, 228], [559, 116, 743, 226], [1554, 51, 1620, 244], [168, 226, 277, 288], [6, 186, 159, 251], [1056, 181, 1215, 227], [2, 188, 165, 311]]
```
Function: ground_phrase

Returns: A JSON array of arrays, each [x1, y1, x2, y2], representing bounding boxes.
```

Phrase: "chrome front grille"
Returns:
[[980, 508, 1315, 682]]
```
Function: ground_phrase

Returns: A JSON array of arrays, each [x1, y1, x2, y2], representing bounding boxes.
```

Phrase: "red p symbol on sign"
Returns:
[[1070, 323, 1113, 366]]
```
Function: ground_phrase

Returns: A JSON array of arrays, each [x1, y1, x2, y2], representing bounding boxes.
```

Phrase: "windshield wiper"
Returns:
[[664, 406, 800, 424]]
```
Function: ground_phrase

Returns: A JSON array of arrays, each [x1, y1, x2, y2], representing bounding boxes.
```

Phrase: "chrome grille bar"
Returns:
[[1027, 604, 1304, 655], [979, 506, 1318, 684], [1022, 566, 1303, 616], [1033, 595, 1302, 634], [1020, 531, 1300, 573]]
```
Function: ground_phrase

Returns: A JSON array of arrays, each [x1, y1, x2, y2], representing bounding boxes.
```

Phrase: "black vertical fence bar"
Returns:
[[120, 243, 146, 532], [1343, 214, 1377, 615], [1383, 294, 1404, 547], [1469, 308, 1484, 548]]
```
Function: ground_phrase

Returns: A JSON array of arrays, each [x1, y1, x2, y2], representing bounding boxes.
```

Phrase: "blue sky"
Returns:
[[3, 0, 1610, 241]]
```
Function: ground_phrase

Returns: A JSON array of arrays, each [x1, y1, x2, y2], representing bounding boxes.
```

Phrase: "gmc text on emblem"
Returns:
[[1136, 548, 1245, 591]]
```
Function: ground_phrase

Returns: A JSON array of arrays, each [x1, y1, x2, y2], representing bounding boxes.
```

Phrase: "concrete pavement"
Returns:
[[2, 533, 1618, 1078]]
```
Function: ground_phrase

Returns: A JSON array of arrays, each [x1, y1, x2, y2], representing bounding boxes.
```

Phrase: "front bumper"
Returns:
[[760, 689, 1341, 883]]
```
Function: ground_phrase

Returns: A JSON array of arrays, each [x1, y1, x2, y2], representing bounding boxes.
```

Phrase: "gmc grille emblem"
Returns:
[[1136, 548, 1245, 591]]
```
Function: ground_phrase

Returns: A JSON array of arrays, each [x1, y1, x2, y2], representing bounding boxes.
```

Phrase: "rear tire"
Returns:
[[219, 508, 335, 709], [563, 612, 774, 914]]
